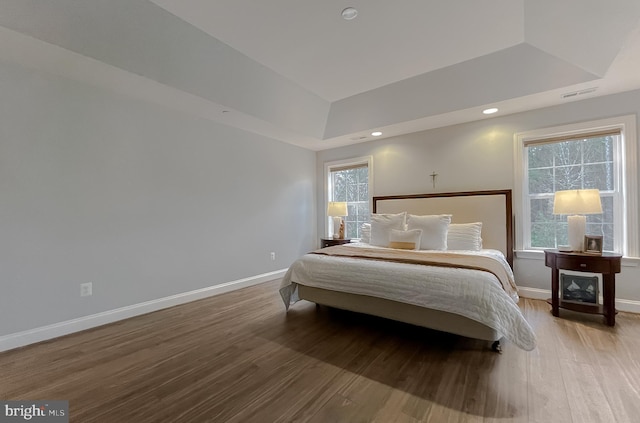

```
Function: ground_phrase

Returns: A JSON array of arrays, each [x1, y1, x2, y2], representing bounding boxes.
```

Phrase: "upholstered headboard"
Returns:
[[373, 190, 513, 267]]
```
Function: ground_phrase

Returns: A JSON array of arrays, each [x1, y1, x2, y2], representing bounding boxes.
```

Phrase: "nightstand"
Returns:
[[544, 249, 622, 326], [320, 238, 351, 248]]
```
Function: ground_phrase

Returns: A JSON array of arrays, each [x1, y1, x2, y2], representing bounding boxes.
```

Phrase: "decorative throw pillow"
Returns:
[[406, 214, 451, 250], [447, 222, 483, 250], [360, 223, 371, 243], [388, 229, 422, 250], [369, 212, 406, 247]]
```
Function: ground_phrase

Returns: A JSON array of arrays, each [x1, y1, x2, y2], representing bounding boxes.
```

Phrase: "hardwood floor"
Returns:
[[2, 279, 639, 422]]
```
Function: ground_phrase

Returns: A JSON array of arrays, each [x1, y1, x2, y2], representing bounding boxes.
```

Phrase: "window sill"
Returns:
[[514, 250, 544, 260]]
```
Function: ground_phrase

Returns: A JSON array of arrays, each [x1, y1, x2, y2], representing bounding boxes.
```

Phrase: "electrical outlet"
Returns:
[[80, 282, 93, 297], [270, 252, 276, 261]]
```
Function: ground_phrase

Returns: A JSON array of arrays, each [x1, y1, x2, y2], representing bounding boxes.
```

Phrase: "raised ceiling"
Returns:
[[150, 0, 527, 102], [1, 0, 640, 150]]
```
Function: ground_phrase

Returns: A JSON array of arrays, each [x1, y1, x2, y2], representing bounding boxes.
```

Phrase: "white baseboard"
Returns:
[[0, 269, 287, 353], [517, 287, 549, 300], [518, 286, 640, 314]]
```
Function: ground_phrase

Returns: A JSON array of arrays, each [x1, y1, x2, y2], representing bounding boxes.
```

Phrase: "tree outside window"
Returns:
[[527, 136, 616, 250]]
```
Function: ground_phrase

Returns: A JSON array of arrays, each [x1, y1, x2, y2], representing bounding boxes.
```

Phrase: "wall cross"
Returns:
[[430, 171, 438, 189]]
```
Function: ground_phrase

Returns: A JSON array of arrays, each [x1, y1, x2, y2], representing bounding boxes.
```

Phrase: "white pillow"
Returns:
[[388, 229, 422, 250], [447, 222, 483, 250], [360, 223, 371, 243], [406, 214, 451, 250], [370, 212, 406, 247]]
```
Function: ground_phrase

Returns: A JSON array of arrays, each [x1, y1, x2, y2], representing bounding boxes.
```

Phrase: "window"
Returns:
[[325, 156, 373, 239], [515, 116, 637, 256]]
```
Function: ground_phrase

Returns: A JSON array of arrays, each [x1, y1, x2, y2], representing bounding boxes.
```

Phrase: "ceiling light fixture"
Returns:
[[341, 7, 358, 20], [371, 131, 382, 137], [483, 108, 498, 115]]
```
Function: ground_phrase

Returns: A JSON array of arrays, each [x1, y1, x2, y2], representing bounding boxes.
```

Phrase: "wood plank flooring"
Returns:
[[1, 279, 639, 422]]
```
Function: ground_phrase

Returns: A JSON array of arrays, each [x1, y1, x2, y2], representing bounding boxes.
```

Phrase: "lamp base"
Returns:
[[331, 216, 343, 239], [567, 214, 586, 252]]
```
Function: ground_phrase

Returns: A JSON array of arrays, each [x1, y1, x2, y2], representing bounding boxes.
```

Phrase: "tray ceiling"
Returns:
[[1, 0, 639, 149]]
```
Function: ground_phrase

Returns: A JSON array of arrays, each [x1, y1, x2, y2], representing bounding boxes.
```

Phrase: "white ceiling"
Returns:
[[150, 0, 527, 102], [145, 0, 640, 147], [1, 0, 640, 150]]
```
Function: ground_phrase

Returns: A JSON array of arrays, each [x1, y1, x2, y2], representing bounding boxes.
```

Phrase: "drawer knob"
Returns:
[[580, 263, 587, 268]]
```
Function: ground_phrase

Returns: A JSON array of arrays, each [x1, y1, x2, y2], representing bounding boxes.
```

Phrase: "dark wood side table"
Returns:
[[320, 238, 351, 248], [544, 249, 622, 326]]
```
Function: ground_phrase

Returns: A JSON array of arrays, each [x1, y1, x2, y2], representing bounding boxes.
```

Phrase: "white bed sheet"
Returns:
[[280, 243, 536, 351]]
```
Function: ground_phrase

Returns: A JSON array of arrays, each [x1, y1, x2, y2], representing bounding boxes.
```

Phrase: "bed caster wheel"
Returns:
[[491, 340, 502, 353]]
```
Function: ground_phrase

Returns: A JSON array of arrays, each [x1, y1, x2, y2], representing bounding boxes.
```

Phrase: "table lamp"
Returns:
[[553, 189, 602, 252], [327, 202, 348, 239]]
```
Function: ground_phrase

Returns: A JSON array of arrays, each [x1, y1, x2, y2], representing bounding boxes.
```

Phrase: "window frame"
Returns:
[[324, 156, 373, 239], [514, 115, 638, 257]]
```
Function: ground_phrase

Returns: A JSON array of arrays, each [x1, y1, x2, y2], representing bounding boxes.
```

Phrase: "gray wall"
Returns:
[[0, 58, 317, 336], [0, 0, 329, 141], [317, 89, 640, 302]]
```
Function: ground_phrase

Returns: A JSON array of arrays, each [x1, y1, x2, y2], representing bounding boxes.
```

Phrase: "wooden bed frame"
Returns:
[[298, 189, 514, 351]]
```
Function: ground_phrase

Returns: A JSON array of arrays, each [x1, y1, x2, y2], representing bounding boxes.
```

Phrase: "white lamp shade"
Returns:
[[553, 189, 603, 215], [327, 202, 348, 217]]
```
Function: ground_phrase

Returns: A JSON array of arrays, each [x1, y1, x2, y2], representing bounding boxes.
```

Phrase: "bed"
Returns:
[[279, 190, 536, 351]]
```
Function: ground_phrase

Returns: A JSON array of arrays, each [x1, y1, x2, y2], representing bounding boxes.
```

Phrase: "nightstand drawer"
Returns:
[[555, 256, 610, 273]]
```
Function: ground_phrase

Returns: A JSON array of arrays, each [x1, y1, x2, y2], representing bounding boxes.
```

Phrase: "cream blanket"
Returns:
[[311, 245, 519, 300], [280, 244, 536, 351]]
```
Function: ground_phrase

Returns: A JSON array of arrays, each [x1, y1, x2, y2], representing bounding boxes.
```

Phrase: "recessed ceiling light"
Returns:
[[341, 7, 358, 20], [371, 131, 382, 137], [483, 108, 498, 115]]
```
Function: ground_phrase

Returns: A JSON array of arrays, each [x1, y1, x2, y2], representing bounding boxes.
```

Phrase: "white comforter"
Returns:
[[279, 244, 536, 351]]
